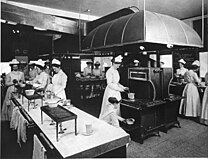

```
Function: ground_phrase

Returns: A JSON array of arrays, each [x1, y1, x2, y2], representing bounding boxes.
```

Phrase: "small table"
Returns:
[[41, 105, 77, 141], [21, 92, 43, 111]]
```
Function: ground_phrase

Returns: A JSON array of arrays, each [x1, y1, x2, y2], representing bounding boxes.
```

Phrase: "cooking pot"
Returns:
[[128, 93, 135, 100], [126, 118, 135, 125]]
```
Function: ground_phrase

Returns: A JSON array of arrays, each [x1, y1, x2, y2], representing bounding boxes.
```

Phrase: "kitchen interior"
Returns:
[[1, 0, 208, 158]]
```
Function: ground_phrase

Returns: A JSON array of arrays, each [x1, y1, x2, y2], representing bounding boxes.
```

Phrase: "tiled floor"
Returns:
[[1, 97, 208, 158]]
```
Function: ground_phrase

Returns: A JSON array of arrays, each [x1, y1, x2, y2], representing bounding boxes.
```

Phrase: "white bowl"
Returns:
[[33, 83, 41, 88], [46, 99, 60, 107], [25, 89, 35, 96], [19, 83, 26, 87], [126, 118, 135, 125], [48, 103, 58, 108]]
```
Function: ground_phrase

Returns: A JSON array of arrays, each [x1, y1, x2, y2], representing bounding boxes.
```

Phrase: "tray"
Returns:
[[41, 105, 77, 122]]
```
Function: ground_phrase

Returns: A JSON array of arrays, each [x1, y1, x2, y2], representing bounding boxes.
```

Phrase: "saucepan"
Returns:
[[128, 93, 135, 100], [125, 89, 135, 100]]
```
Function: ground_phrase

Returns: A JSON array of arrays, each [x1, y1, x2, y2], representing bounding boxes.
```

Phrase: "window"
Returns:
[[199, 52, 208, 77], [0, 62, 11, 75]]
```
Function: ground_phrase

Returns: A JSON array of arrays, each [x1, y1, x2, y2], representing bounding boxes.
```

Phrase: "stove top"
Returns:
[[121, 98, 166, 110], [121, 95, 182, 110]]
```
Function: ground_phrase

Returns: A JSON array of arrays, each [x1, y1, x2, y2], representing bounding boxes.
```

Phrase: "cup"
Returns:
[[85, 122, 93, 135]]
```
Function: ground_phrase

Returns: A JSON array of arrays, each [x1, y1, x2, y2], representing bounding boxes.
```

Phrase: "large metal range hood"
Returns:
[[82, 10, 202, 52]]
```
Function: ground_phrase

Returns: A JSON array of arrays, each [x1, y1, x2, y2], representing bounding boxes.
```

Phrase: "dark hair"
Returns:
[[111, 58, 122, 64], [108, 97, 120, 104], [35, 64, 44, 70], [10, 63, 19, 67], [179, 62, 185, 66], [86, 61, 92, 65], [191, 65, 199, 70], [52, 64, 61, 68]]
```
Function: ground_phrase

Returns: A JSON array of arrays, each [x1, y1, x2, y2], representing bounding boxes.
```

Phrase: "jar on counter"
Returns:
[[45, 90, 51, 99]]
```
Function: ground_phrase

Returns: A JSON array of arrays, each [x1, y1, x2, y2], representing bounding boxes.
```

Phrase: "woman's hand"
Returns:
[[123, 87, 129, 93], [122, 119, 127, 123]]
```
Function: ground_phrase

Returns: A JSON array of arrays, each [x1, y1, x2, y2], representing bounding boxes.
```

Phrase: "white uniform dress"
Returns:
[[99, 66, 125, 119], [83, 67, 92, 76], [176, 67, 188, 76], [52, 69, 67, 99], [100, 104, 120, 128], [93, 68, 102, 76], [179, 70, 201, 117], [200, 72, 208, 125], [32, 71, 49, 90], [1, 71, 25, 121]]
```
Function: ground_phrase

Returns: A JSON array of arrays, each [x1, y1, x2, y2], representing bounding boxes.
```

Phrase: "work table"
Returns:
[[12, 94, 129, 158]]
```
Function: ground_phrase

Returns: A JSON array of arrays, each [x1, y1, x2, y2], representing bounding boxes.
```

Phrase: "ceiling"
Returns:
[[6, 0, 207, 21]]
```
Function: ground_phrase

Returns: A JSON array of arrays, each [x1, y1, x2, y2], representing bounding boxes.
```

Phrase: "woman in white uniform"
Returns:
[[175, 59, 188, 82], [31, 59, 50, 91], [1, 59, 25, 121], [28, 62, 38, 80], [51, 59, 67, 99], [99, 55, 128, 119], [179, 60, 201, 117], [83, 61, 92, 76], [93, 61, 102, 77], [100, 97, 126, 128], [200, 72, 208, 125]]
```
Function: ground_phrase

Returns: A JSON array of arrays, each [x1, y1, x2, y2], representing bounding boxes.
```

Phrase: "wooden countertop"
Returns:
[[14, 96, 129, 158]]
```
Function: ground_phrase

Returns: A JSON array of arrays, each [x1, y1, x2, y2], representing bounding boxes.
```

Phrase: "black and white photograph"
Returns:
[[1, 0, 208, 158]]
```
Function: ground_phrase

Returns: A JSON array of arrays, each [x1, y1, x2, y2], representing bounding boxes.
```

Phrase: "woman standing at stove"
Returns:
[[179, 60, 201, 117], [99, 55, 129, 119], [200, 72, 208, 125]]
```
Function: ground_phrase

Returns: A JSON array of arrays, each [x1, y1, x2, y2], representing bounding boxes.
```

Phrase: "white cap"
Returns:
[[192, 60, 200, 67], [35, 59, 45, 67], [134, 60, 139, 63], [178, 59, 186, 64], [94, 61, 100, 65], [114, 55, 123, 63], [52, 59, 61, 65], [10, 59, 19, 65]]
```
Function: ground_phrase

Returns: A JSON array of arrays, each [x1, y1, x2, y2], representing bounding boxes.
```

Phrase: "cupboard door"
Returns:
[[141, 108, 156, 133]]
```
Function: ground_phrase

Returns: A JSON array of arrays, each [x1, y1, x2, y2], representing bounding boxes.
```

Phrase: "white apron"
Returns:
[[99, 67, 124, 119], [52, 70, 67, 99], [179, 70, 201, 117], [179, 83, 201, 117], [100, 104, 119, 128], [176, 67, 188, 76], [32, 72, 49, 90], [200, 86, 208, 125], [1, 71, 24, 121]]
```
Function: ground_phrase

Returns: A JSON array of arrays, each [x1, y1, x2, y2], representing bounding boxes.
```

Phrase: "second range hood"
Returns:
[[82, 10, 202, 52]]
